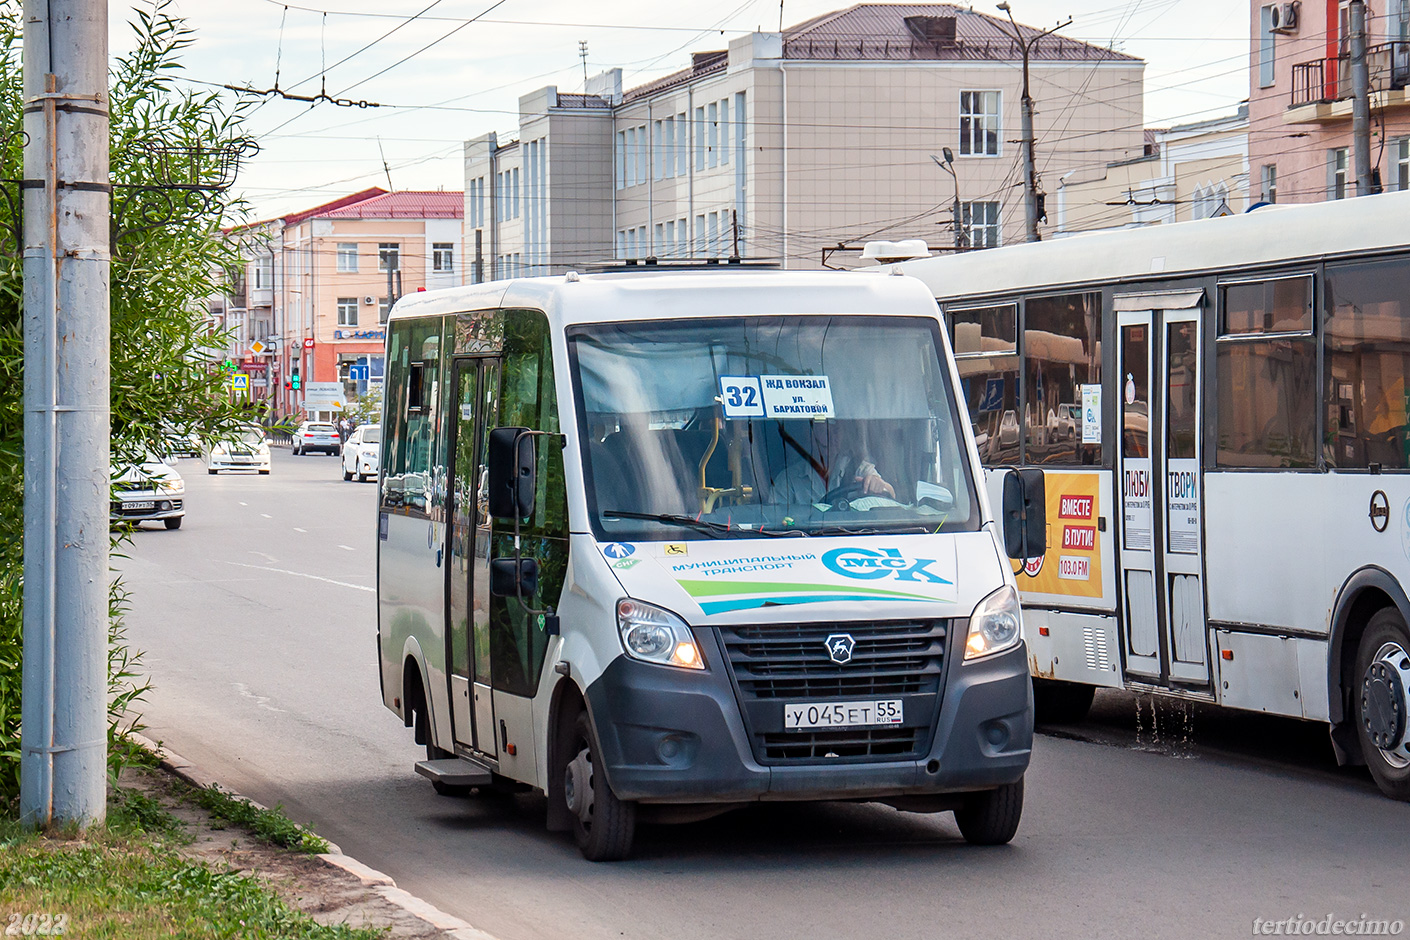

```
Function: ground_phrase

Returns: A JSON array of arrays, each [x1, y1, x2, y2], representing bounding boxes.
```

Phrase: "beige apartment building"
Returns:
[[1249, 0, 1410, 203], [465, 3, 1147, 273], [223, 188, 463, 419], [1056, 106, 1251, 234]]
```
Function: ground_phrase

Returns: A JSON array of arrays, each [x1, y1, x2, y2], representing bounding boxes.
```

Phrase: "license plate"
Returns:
[[783, 700, 903, 730], [232, 455, 251, 463], [122, 500, 154, 510]]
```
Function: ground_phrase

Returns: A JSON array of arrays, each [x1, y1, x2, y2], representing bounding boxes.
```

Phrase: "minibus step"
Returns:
[[414, 758, 494, 787]]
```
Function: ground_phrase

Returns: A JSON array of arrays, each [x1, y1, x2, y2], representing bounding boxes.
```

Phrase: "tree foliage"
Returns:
[[0, 0, 254, 811]]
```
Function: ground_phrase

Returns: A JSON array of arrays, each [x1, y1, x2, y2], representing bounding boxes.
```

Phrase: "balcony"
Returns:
[[1287, 42, 1410, 123]]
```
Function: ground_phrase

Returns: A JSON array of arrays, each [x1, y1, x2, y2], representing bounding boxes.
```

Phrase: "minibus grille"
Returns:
[[718, 619, 947, 700], [717, 618, 948, 765]]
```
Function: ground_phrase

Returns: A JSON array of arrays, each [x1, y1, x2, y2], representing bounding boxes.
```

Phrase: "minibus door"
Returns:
[[446, 356, 501, 757], [1116, 305, 1210, 689]]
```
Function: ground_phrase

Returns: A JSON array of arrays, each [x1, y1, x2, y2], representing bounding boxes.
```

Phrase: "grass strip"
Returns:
[[190, 785, 330, 855], [0, 796, 382, 940]]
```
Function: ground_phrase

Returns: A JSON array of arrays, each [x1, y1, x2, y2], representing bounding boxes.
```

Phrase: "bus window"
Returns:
[[489, 309, 566, 697], [1325, 258, 1410, 469], [382, 317, 444, 513], [947, 303, 1018, 466], [1024, 292, 1102, 466], [1216, 276, 1316, 468]]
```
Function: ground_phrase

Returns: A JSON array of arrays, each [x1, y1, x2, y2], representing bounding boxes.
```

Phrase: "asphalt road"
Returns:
[[118, 448, 1410, 940]]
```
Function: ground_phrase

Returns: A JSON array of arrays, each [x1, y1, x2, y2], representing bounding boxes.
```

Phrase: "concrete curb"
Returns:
[[128, 732, 501, 940]]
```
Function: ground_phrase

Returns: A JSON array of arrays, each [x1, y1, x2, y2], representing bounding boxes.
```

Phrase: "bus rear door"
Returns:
[[1117, 294, 1211, 690]]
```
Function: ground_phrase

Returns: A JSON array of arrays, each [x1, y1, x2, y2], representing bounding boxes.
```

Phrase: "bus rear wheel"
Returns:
[[954, 777, 1024, 845], [1355, 609, 1410, 801], [564, 710, 635, 861]]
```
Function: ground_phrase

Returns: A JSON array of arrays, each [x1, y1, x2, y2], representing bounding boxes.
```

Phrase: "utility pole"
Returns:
[[1350, 0, 1375, 195], [996, 3, 1071, 242], [579, 41, 589, 90], [20, 0, 111, 827], [932, 150, 966, 249]]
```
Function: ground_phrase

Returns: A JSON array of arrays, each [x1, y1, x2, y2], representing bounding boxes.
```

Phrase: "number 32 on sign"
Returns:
[[719, 376, 764, 418]]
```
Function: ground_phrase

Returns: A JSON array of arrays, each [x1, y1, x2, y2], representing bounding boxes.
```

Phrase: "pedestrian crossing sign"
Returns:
[[231, 373, 249, 391]]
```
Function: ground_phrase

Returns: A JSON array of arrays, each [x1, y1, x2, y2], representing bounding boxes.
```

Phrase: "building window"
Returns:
[[378, 243, 400, 272], [337, 297, 358, 327], [615, 131, 626, 190], [707, 101, 719, 169], [695, 214, 706, 255], [512, 167, 520, 219], [963, 201, 1001, 248], [252, 257, 272, 289], [676, 112, 688, 177], [1261, 164, 1278, 203], [695, 106, 706, 171], [719, 97, 730, 166], [336, 243, 358, 272], [433, 242, 454, 272], [1330, 147, 1349, 200], [959, 91, 1000, 157], [1396, 138, 1409, 191], [1259, 5, 1276, 88], [378, 297, 390, 324]]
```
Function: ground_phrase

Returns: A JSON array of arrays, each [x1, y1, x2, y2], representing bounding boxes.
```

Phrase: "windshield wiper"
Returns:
[[807, 524, 933, 537], [600, 510, 800, 538]]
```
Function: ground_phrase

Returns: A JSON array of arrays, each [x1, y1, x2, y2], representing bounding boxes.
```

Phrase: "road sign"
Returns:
[[303, 381, 344, 410], [978, 377, 1004, 413], [348, 364, 369, 382], [231, 373, 250, 391], [250, 340, 266, 355]]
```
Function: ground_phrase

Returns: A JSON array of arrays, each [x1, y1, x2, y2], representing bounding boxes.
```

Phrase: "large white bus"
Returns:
[[893, 190, 1410, 801], [376, 269, 1046, 859]]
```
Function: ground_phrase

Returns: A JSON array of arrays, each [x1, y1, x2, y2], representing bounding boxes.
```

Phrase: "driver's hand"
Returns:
[[859, 470, 894, 499]]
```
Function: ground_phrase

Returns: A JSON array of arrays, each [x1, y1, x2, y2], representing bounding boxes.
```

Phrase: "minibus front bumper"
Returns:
[[583, 632, 1032, 804]]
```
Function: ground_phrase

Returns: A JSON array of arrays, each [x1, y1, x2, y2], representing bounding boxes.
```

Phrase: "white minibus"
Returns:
[[376, 269, 1043, 859]]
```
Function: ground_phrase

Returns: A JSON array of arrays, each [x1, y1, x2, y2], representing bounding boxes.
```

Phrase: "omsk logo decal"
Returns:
[[822, 547, 951, 584], [613, 558, 641, 570], [602, 542, 635, 559], [825, 633, 856, 665]]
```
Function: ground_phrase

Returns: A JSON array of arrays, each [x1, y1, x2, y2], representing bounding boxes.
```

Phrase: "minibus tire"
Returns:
[[1032, 679, 1095, 725], [567, 710, 636, 861], [1354, 609, 1410, 801], [954, 777, 1023, 845]]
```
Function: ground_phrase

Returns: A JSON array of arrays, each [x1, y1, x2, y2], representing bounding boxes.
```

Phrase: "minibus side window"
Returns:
[[381, 317, 444, 513], [489, 309, 566, 696]]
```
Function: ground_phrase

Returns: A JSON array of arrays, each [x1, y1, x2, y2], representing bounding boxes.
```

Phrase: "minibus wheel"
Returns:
[[954, 777, 1024, 845], [1354, 608, 1410, 801], [565, 710, 636, 861]]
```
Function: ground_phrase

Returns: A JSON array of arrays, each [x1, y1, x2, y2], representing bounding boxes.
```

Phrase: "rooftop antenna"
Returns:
[[779, 0, 785, 31], [579, 40, 589, 91]]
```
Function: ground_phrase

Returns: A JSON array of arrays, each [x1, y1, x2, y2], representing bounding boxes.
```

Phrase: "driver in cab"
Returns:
[[771, 420, 896, 506]]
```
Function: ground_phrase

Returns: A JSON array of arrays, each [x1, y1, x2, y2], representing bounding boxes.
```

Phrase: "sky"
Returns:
[[125, 0, 1253, 221]]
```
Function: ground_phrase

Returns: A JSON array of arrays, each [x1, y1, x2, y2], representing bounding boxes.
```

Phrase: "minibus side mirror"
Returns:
[[1001, 468, 1047, 560], [490, 556, 539, 598], [487, 426, 535, 519]]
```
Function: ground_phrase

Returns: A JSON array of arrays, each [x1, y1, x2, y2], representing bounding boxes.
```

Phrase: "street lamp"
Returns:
[[931, 149, 966, 249]]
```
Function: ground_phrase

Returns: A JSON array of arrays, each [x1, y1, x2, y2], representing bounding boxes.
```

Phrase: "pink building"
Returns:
[[1249, 0, 1410, 204]]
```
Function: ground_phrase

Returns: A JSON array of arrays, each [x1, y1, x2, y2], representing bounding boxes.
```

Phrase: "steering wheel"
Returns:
[[820, 480, 866, 507]]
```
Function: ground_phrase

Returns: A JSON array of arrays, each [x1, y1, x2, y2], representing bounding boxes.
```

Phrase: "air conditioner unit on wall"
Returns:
[[1270, 1, 1299, 33], [363, 295, 375, 305]]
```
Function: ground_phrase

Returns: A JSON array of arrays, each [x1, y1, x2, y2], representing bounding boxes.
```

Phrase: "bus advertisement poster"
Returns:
[[1012, 471, 1104, 599]]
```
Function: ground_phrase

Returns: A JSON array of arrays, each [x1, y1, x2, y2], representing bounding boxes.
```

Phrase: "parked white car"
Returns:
[[342, 424, 380, 482], [207, 426, 272, 474], [292, 421, 340, 456], [110, 458, 185, 530], [1047, 403, 1078, 440]]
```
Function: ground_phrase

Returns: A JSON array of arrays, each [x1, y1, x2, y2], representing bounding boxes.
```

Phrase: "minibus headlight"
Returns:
[[964, 585, 1022, 661], [616, 599, 705, 670]]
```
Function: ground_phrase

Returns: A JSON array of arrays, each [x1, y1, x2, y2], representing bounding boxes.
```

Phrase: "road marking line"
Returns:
[[232, 682, 285, 713], [239, 501, 248, 507], [249, 551, 278, 563], [261, 513, 272, 519], [338, 544, 355, 552], [226, 562, 374, 593], [293, 527, 307, 533]]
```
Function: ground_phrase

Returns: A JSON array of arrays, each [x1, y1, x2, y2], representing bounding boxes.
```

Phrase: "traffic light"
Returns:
[[291, 373, 301, 391]]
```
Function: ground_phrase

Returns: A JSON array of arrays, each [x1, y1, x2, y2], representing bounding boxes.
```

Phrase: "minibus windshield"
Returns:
[[569, 316, 980, 540]]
